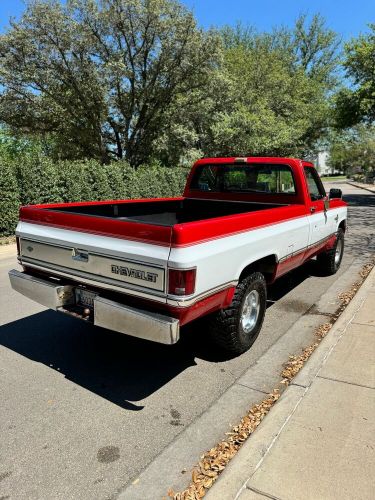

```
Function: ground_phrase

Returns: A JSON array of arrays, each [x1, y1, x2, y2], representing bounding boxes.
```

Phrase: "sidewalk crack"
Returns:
[[317, 375, 375, 390], [246, 485, 284, 500]]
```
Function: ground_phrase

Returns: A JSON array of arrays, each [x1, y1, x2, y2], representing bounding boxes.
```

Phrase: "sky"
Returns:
[[0, 0, 374, 41], [181, 0, 374, 40]]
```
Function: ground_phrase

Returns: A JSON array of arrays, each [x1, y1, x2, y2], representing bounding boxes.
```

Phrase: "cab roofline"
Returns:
[[194, 157, 307, 166]]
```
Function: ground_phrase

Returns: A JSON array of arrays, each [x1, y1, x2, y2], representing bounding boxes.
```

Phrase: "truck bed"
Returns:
[[19, 197, 306, 247], [47, 198, 284, 226]]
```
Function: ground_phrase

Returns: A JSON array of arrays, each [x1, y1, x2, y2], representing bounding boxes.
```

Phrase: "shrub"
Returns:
[[15, 154, 61, 205], [106, 162, 133, 200], [0, 162, 20, 236], [0, 155, 190, 237], [57, 160, 86, 202]]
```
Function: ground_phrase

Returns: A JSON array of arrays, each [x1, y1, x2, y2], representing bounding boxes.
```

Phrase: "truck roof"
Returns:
[[194, 157, 314, 167]]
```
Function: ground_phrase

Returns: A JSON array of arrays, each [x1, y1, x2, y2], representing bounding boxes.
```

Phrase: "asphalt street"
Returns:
[[0, 182, 374, 500]]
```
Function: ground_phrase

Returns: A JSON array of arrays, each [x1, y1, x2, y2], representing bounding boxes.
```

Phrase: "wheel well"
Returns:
[[239, 255, 278, 283], [339, 220, 347, 233]]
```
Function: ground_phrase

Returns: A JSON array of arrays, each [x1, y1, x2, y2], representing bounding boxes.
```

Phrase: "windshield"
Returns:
[[190, 163, 296, 194]]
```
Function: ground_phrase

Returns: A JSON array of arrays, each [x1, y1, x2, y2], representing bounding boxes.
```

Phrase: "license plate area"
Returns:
[[75, 288, 97, 309]]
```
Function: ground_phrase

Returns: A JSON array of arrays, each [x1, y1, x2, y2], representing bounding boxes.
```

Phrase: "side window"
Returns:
[[304, 167, 326, 201]]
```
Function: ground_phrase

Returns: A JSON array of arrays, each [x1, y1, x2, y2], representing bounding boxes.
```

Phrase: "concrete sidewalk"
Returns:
[[207, 266, 375, 500], [347, 181, 375, 194]]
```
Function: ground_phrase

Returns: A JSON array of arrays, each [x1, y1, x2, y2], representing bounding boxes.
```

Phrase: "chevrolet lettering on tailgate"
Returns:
[[111, 264, 158, 283]]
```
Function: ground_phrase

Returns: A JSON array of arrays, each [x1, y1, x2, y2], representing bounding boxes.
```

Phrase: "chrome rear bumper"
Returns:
[[9, 269, 179, 345]]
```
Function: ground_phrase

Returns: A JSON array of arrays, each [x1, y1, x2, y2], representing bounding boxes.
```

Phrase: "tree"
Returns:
[[328, 124, 375, 174], [206, 15, 339, 158], [292, 14, 340, 84], [335, 25, 375, 127], [0, 0, 220, 166], [221, 14, 340, 84], [0, 127, 53, 161]]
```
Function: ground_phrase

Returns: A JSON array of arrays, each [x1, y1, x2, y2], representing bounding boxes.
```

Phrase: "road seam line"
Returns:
[[235, 382, 270, 395]]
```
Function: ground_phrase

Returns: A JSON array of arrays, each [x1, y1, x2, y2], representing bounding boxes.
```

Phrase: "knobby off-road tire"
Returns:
[[317, 228, 345, 276], [209, 272, 267, 355]]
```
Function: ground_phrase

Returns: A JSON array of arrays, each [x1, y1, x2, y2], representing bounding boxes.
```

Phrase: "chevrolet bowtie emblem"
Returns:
[[72, 248, 89, 262]]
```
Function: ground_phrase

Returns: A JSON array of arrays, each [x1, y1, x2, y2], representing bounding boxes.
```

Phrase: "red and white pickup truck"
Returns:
[[9, 157, 347, 354]]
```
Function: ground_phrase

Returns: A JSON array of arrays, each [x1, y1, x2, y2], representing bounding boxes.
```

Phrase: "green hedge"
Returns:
[[0, 161, 20, 236], [0, 157, 189, 236]]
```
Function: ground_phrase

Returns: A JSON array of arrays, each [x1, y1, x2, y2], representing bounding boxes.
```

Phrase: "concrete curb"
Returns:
[[206, 264, 375, 500], [346, 181, 375, 194]]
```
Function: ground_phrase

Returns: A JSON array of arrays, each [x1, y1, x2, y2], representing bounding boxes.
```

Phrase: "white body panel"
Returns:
[[16, 221, 170, 303], [168, 206, 347, 303], [17, 221, 170, 265], [169, 214, 310, 298]]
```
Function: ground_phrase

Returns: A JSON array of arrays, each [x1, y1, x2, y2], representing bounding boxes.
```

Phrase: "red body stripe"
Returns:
[[29, 196, 183, 209], [167, 287, 235, 325], [274, 234, 337, 279], [149, 287, 236, 326]]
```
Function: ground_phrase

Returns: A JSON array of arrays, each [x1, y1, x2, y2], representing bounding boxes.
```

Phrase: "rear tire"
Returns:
[[317, 228, 345, 275], [209, 272, 267, 355]]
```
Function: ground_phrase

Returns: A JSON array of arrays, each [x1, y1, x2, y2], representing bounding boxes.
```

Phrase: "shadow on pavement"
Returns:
[[343, 192, 375, 207], [267, 259, 325, 304], [0, 310, 198, 410], [0, 259, 328, 409], [343, 192, 375, 258]]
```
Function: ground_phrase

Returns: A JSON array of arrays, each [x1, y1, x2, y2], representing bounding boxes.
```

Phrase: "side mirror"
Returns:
[[329, 188, 342, 199]]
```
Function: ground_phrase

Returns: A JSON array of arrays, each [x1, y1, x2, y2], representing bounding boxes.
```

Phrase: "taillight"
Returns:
[[168, 268, 196, 296], [16, 236, 20, 256]]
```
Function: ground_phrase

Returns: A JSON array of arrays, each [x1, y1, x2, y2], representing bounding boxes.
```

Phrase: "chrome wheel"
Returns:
[[241, 290, 260, 334], [335, 238, 343, 265]]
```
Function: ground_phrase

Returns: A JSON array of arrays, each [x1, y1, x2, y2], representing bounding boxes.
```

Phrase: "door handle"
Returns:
[[310, 207, 316, 213]]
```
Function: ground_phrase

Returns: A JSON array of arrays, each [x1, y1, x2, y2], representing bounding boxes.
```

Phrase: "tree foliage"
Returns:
[[0, 0, 220, 166], [206, 35, 330, 157], [0, 3, 340, 166], [160, 14, 340, 161], [328, 124, 375, 174], [335, 24, 375, 127]]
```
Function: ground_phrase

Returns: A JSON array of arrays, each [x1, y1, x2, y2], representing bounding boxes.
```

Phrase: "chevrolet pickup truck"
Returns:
[[9, 157, 347, 354]]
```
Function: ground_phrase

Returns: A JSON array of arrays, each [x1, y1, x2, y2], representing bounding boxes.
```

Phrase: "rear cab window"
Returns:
[[190, 164, 296, 195]]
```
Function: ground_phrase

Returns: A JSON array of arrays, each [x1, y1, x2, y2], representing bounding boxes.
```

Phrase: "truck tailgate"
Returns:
[[17, 221, 170, 300]]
